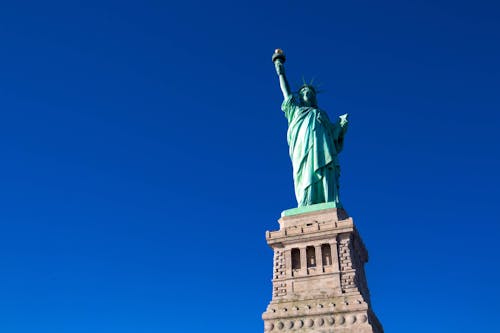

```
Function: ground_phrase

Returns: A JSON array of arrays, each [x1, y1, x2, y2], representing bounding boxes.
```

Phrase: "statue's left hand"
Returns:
[[339, 113, 348, 126]]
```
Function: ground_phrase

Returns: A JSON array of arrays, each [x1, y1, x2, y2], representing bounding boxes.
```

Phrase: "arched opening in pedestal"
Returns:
[[306, 246, 316, 268], [322, 244, 332, 266], [291, 248, 301, 270]]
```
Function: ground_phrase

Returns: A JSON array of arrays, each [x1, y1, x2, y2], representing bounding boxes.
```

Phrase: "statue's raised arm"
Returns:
[[272, 49, 292, 99]]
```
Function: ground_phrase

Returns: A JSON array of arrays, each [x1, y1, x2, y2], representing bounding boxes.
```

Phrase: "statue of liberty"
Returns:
[[272, 49, 348, 208]]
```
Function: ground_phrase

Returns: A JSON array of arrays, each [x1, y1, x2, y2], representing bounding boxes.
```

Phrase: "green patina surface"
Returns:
[[272, 49, 348, 209], [281, 201, 339, 217]]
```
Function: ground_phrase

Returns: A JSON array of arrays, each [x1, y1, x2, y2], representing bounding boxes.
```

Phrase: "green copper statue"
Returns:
[[272, 49, 348, 208]]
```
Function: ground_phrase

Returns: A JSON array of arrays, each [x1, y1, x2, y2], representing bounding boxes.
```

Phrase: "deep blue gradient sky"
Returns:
[[1, 1, 499, 332]]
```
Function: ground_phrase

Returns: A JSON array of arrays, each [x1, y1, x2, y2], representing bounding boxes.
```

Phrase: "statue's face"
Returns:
[[299, 87, 317, 107]]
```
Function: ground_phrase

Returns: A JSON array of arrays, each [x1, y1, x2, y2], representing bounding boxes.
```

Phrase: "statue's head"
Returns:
[[298, 84, 318, 107]]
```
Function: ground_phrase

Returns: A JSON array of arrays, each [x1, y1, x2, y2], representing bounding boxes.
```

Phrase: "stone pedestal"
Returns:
[[262, 207, 383, 333]]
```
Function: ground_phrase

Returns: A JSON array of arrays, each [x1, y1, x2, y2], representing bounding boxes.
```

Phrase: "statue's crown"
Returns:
[[298, 84, 316, 94], [297, 77, 320, 95]]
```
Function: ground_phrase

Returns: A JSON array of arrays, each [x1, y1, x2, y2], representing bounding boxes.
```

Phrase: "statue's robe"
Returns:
[[282, 95, 348, 207]]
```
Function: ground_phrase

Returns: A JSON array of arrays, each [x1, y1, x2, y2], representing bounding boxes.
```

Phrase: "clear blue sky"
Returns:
[[1, 1, 499, 332]]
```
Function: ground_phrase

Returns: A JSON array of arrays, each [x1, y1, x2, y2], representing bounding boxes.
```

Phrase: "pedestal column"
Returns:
[[300, 246, 307, 275]]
